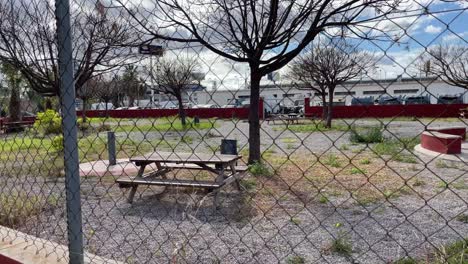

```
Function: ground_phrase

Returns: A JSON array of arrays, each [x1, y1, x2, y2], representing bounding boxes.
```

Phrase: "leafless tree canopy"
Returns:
[[289, 40, 375, 127], [425, 45, 468, 89], [0, 0, 138, 96], [152, 58, 200, 125], [119, 0, 401, 163]]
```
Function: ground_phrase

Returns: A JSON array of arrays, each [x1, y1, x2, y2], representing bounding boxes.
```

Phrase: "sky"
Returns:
[[128, 0, 468, 91]]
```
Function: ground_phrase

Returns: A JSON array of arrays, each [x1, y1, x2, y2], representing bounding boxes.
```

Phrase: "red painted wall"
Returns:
[[78, 98, 265, 120], [421, 133, 462, 154], [0, 254, 22, 264], [304, 98, 467, 118]]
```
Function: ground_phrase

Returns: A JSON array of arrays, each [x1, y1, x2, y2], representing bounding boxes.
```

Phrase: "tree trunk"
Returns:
[[326, 88, 335, 128], [248, 70, 262, 164], [81, 98, 87, 123], [9, 87, 21, 122], [176, 95, 186, 126], [45, 97, 53, 110], [321, 93, 327, 122]]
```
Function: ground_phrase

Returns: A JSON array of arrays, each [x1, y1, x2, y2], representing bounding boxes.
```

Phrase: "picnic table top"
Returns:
[[130, 151, 242, 165]]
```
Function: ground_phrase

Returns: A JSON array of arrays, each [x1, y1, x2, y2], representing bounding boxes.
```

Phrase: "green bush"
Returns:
[[34, 109, 62, 135], [248, 162, 273, 177], [52, 135, 64, 152], [350, 126, 384, 144]]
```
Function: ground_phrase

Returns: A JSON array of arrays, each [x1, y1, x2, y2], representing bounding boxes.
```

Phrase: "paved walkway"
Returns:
[[0, 226, 123, 264], [414, 142, 468, 163]]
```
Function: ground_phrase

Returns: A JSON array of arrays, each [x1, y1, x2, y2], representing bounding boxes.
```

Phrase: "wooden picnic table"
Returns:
[[116, 151, 247, 207]]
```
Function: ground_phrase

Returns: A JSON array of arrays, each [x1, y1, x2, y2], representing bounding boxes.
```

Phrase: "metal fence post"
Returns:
[[55, 0, 84, 263], [108, 131, 116, 166]]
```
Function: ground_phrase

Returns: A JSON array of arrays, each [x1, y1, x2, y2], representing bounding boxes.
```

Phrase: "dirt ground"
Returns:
[[1, 117, 466, 263]]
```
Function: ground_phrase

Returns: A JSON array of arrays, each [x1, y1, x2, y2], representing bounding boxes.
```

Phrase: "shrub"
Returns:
[[350, 126, 384, 144], [52, 135, 64, 152], [248, 162, 273, 177], [34, 109, 62, 135]]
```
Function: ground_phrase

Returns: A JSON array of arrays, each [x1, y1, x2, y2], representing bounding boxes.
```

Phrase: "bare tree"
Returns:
[[289, 40, 375, 127], [77, 78, 101, 122], [423, 44, 468, 89], [152, 58, 200, 126], [0, 0, 138, 96], [0, 62, 23, 123], [119, 0, 401, 163]]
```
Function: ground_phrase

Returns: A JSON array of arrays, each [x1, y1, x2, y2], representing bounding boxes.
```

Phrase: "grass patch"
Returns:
[[115, 117, 215, 132], [323, 154, 342, 168], [248, 162, 273, 177], [281, 137, 298, 144], [340, 144, 349, 151], [456, 214, 468, 223], [432, 239, 468, 264], [359, 158, 371, 165], [350, 126, 384, 144], [282, 122, 349, 133], [350, 167, 367, 175], [286, 255, 305, 264], [373, 137, 420, 163], [0, 192, 56, 227], [240, 178, 257, 192]]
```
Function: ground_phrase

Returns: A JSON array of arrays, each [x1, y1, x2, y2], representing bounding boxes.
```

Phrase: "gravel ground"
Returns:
[[1, 118, 466, 264]]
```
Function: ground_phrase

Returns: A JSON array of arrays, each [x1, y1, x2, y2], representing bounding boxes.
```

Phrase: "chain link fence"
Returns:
[[0, 0, 467, 263]]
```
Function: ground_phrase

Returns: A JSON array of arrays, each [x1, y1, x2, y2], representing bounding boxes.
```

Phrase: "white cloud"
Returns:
[[424, 25, 442, 34]]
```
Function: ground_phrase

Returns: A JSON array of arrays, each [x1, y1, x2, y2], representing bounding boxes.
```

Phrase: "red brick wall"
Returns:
[[304, 98, 467, 118]]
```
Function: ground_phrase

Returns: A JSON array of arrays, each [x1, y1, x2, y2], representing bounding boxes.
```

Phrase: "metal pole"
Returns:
[[55, 1, 84, 263], [108, 131, 116, 166]]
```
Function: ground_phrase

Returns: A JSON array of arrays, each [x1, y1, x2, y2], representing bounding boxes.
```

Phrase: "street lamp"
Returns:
[[138, 44, 165, 108]]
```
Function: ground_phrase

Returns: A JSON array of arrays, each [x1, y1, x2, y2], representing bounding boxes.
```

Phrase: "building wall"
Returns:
[[195, 78, 467, 109]]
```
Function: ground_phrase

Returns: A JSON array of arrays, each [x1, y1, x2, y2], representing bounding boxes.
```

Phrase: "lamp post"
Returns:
[[138, 44, 165, 108]]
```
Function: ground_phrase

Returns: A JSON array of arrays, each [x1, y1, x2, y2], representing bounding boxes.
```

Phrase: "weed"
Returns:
[[373, 137, 420, 163], [240, 178, 257, 192], [432, 238, 468, 264], [319, 194, 329, 204], [393, 257, 418, 264], [282, 137, 298, 144], [411, 178, 426, 187], [350, 126, 384, 144], [436, 160, 459, 169], [286, 255, 305, 264], [0, 192, 54, 227], [248, 162, 273, 177], [359, 158, 371, 165], [350, 167, 367, 174], [326, 223, 353, 257], [340, 144, 350, 151], [437, 181, 449, 189], [290, 217, 301, 225], [286, 143, 295, 150], [456, 214, 468, 223], [323, 154, 342, 168]]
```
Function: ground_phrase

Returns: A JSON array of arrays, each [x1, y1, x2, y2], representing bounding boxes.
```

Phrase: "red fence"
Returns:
[[304, 98, 467, 118], [77, 99, 264, 120]]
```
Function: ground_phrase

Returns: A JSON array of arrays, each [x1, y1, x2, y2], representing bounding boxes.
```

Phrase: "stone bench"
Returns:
[[421, 131, 462, 154]]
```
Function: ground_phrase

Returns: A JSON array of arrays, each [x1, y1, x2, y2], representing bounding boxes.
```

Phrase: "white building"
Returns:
[[193, 77, 467, 113]]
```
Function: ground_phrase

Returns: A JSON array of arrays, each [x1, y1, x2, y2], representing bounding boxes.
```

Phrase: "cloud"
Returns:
[[424, 25, 442, 34]]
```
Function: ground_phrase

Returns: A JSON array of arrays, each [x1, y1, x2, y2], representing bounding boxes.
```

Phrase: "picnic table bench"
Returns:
[[116, 152, 248, 207], [0, 120, 34, 133], [265, 114, 300, 125]]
